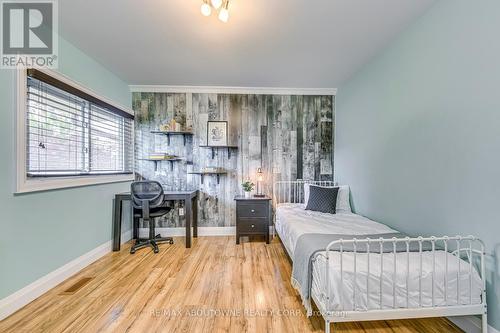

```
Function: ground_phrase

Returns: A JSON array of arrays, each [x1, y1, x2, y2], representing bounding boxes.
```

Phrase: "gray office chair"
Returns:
[[130, 181, 174, 254]]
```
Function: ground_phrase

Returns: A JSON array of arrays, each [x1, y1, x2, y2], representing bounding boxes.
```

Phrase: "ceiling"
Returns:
[[59, 0, 436, 88]]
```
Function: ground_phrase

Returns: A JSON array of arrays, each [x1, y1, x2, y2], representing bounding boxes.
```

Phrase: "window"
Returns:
[[16, 68, 134, 192]]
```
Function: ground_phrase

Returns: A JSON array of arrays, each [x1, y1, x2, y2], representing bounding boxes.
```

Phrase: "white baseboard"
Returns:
[[0, 230, 132, 321], [138, 226, 236, 237], [448, 316, 499, 333]]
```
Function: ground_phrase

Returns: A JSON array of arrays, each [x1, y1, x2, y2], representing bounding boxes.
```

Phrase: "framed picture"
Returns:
[[207, 121, 228, 146]]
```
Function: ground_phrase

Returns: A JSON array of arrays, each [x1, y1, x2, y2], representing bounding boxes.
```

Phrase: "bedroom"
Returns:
[[0, 0, 498, 332]]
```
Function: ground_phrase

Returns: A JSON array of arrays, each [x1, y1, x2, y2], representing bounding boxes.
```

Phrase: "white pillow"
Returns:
[[304, 184, 352, 213]]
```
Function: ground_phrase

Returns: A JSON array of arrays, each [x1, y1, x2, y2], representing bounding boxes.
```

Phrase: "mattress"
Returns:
[[275, 203, 396, 258], [275, 204, 483, 312]]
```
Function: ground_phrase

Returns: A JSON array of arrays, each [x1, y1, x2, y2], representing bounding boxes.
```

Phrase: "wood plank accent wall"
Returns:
[[132, 93, 334, 227]]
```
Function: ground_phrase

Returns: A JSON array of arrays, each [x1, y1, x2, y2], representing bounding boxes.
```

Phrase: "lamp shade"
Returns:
[[257, 168, 263, 182], [200, 3, 211, 16], [218, 8, 229, 23], [211, 0, 222, 9]]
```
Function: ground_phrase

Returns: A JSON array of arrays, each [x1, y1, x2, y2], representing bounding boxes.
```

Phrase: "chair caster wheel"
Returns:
[[130, 249, 136, 254], [169, 240, 174, 244], [154, 249, 159, 254]]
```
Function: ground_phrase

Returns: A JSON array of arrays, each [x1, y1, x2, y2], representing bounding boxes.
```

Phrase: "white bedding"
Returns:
[[275, 203, 396, 257], [275, 204, 483, 312]]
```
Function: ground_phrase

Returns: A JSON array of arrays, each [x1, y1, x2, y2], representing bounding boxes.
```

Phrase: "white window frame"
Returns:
[[15, 68, 135, 193]]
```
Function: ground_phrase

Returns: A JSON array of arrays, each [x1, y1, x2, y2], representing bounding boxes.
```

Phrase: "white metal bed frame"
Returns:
[[273, 180, 487, 333]]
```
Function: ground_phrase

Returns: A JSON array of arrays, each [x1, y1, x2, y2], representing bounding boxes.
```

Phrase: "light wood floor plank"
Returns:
[[0, 236, 463, 333]]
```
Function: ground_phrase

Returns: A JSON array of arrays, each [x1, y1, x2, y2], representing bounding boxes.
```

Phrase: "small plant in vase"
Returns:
[[241, 180, 255, 198]]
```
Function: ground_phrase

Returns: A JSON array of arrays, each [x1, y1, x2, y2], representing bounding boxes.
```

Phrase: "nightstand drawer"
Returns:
[[237, 218, 268, 233], [236, 202, 268, 218]]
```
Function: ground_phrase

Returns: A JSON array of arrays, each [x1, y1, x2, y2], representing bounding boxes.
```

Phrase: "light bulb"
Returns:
[[211, 0, 222, 9], [257, 168, 263, 182], [218, 8, 229, 23], [200, 3, 211, 16]]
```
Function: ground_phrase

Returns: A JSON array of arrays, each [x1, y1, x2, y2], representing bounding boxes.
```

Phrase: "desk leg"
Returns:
[[192, 196, 198, 238], [112, 196, 122, 251], [133, 216, 140, 239], [185, 198, 192, 248], [132, 205, 139, 240]]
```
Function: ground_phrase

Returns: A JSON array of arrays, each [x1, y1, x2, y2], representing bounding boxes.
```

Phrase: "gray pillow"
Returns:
[[305, 185, 339, 214]]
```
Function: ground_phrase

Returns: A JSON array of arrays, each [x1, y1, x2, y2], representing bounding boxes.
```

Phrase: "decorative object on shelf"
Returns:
[[242, 180, 255, 199], [159, 123, 169, 132], [207, 121, 228, 146], [254, 168, 265, 197], [160, 119, 182, 132], [202, 166, 224, 173], [142, 153, 183, 171], [171, 119, 182, 132], [200, 0, 230, 23], [147, 153, 179, 160]]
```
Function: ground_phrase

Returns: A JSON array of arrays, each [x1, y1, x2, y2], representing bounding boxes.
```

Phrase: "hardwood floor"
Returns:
[[0, 236, 463, 333]]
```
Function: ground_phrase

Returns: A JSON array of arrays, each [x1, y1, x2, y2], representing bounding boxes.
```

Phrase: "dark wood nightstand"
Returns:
[[234, 196, 272, 244]]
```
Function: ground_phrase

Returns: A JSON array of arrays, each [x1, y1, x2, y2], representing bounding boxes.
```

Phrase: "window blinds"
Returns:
[[26, 73, 134, 177]]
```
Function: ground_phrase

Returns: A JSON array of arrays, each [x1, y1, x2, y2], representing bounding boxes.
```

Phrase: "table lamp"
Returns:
[[254, 168, 265, 197]]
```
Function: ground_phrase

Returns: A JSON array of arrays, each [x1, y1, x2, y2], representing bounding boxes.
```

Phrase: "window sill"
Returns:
[[15, 173, 135, 194]]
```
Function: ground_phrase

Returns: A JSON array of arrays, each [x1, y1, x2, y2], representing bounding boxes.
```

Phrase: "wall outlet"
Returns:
[[179, 207, 185, 216]]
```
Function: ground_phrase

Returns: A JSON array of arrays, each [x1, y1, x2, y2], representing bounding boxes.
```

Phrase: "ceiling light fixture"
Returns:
[[200, 0, 230, 22], [211, 0, 222, 9], [218, 0, 230, 23], [200, 0, 211, 16]]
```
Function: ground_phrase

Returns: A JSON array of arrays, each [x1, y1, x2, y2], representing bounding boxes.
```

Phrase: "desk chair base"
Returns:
[[130, 234, 174, 254]]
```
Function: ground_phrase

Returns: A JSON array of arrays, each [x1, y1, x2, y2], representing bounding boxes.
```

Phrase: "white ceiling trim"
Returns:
[[129, 85, 337, 96]]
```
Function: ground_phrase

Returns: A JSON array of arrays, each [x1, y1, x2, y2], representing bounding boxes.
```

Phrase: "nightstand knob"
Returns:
[[251, 209, 255, 213], [251, 224, 255, 228]]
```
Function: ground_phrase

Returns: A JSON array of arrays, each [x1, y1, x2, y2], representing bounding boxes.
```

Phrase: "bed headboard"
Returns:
[[273, 180, 335, 205]]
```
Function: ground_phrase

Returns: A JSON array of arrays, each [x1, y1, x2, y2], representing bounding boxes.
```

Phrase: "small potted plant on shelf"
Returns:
[[241, 180, 255, 199]]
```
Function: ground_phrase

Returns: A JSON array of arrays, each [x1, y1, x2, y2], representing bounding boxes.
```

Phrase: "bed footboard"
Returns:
[[315, 235, 487, 333]]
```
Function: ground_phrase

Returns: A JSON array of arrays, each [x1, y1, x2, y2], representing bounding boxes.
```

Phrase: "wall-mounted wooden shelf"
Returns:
[[188, 171, 228, 184], [139, 158, 184, 171], [199, 145, 238, 159], [151, 131, 193, 145]]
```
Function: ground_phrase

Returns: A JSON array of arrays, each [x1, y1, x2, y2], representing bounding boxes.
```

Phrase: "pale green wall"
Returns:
[[336, 0, 499, 329], [0, 36, 132, 299]]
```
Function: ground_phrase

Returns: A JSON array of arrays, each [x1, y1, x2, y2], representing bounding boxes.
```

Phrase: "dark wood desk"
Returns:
[[112, 190, 198, 251]]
